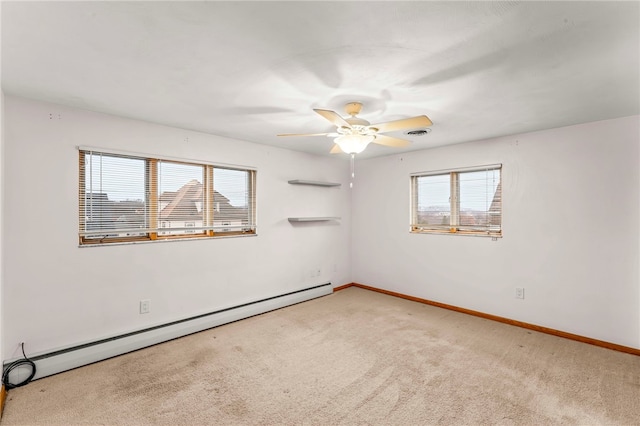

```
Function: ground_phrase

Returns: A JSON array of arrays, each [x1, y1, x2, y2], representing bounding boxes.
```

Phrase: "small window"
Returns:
[[213, 168, 254, 233], [411, 165, 501, 237], [79, 149, 256, 245]]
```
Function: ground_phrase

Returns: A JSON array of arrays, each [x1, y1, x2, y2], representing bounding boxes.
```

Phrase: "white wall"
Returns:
[[2, 95, 351, 359], [3, 95, 638, 360], [352, 115, 640, 349]]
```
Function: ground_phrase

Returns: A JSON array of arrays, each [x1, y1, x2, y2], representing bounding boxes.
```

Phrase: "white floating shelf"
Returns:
[[288, 217, 341, 222], [288, 180, 341, 187]]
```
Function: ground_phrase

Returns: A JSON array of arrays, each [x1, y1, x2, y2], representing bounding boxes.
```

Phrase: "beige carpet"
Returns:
[[1, 287, 639, 425]]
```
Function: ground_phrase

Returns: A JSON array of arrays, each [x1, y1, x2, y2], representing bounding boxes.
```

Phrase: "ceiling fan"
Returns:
[[277, 102, 433, 154]]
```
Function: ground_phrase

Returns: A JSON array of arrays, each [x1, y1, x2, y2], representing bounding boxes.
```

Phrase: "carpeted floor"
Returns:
[[1, 287, 639, 425]]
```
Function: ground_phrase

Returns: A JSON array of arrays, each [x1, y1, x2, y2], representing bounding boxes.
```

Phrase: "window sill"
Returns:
[[78, 232, 258, 248], [410, 228, 502, 238]]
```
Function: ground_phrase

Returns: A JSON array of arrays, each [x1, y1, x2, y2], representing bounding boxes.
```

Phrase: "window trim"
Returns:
[[77, 146, 257, 172], [410, 164, 502, 237], [78, 147, 257, 246]]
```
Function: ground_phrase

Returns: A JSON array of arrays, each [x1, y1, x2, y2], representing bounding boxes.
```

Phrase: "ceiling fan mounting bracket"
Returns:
[[345, 102, 363, 116]]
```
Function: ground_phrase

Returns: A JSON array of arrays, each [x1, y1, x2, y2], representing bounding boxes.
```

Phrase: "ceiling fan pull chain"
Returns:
[[350, 153, 355, 188]]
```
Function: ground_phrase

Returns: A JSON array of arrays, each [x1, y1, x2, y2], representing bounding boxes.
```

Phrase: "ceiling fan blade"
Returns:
[[330, 144, 343, 154], [372, 115, 433, 133], [313, 109, 351, 128], [277, 132, 332, 137], [372, 134, 412, 147]]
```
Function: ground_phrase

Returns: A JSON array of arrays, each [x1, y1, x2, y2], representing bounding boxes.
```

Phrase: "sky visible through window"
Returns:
[[85, 154, 248, 207], [158, 161, 203, 195], [417, 174, 450, 211], [459, 170, 500, 212], [417, 170, 500, 212]]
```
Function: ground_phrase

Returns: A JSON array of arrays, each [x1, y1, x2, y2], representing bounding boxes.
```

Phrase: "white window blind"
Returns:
[[157, 161, 206, 236], [213, 168, 256, 233], [413, 173, 451, 230], [458, 169, 501, 233], [411, 165, 502, 236], [79, 149, 256, 245], [81, 152, 148, 240]]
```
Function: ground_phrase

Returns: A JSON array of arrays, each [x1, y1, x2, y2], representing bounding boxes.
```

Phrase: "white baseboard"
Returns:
[[8, 283, 332, 381]]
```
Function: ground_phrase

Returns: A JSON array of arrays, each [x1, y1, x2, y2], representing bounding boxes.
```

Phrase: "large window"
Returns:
[[79, 149, 256, 245], [411, 165, 501, 237]]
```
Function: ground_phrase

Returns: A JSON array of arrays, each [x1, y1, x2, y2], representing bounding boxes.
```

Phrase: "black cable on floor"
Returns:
[[2, 342, 36, 389]]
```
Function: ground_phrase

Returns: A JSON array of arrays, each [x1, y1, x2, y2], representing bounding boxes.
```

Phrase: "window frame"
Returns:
[[410, 164, 502, 237], [78, 147, 257, 246]]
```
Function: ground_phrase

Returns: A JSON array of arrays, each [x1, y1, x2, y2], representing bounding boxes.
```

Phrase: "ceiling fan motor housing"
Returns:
[[343, 102, 376, 134], [345, 116, 370, 127]]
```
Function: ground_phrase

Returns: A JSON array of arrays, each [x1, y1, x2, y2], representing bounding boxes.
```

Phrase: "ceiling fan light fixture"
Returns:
[[335, 134, 375, 154]]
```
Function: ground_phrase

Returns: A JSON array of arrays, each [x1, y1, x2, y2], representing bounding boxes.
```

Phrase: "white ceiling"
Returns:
[[2, 1, 639, 159]]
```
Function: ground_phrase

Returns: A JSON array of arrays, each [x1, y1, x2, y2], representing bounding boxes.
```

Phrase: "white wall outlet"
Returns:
[[139, 299, 150, 314], [515, 288, 525, 299]]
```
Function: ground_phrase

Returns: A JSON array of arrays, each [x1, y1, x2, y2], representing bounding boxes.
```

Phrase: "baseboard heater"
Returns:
[[6, 283, 332, 382]]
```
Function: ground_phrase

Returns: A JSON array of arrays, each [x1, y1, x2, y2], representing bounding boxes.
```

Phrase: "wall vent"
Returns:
[[405, 129, 431, 136]]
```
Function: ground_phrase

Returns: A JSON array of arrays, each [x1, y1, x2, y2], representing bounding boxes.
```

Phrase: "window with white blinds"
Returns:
[[79, 149, 256, 245], [411, 165, 502, 237], [157, 161, 205, 236]]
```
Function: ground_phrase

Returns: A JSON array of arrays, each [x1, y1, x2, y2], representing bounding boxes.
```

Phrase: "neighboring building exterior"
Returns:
[[84, 180, 248, 237], [158, 179, 247, 235]]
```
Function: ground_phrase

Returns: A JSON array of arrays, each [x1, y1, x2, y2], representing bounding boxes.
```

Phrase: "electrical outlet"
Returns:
[[140, 299, 150, 314], [515, 288, 525, 299]]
